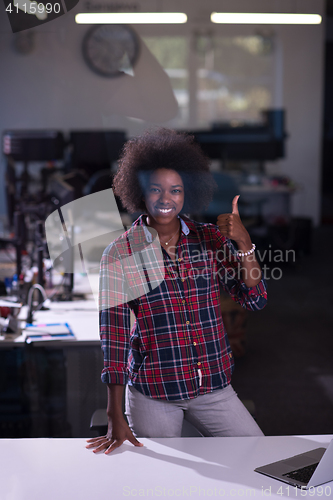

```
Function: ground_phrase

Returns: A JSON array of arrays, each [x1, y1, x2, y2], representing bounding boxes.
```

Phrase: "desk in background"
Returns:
[[204, 170, 296, 228], [0, 300, 106, 438], [1, 435, 332, 500], [239, 183, 295, 226]]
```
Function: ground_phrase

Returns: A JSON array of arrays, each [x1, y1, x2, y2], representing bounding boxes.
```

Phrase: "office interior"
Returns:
[[0, 0, 332, 441]]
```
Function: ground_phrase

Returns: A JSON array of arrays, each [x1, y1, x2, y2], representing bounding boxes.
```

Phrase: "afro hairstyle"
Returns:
[[112, 127, 216, 214]]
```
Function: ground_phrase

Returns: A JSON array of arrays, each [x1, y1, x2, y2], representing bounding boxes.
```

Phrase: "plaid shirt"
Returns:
[[99, 214, 267, 400]]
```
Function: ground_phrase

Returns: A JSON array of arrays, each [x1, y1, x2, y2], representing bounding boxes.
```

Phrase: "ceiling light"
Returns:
[[210, 13, 322, 25], [75, 12, 187, 24]]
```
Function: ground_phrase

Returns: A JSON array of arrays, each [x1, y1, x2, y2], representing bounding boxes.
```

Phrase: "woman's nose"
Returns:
[[159, 191, 171, 203]]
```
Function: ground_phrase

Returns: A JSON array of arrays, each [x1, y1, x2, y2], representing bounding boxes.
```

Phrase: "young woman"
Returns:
[[86, 128, 267, 454]]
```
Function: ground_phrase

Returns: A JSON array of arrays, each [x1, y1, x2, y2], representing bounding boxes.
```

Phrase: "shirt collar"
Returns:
[[133, 214, 192, 243]]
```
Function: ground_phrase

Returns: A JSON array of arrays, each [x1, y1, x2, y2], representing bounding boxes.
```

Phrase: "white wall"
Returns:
[[0, 0, 325, 224], [278, 22, 325, 225]]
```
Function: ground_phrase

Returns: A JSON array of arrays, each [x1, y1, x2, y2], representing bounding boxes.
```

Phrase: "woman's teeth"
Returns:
[[157, 208, 173, 214]]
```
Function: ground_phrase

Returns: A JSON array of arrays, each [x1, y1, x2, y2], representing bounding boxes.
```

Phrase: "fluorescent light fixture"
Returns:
[[75, 12, 187, 24], [211, 12, 322, 25]]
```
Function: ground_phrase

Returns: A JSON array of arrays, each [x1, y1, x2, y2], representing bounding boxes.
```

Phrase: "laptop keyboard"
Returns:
[[283, 463, 319, 483]]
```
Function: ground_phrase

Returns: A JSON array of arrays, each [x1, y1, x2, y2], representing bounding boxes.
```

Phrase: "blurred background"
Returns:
[[0, 0, 332, 439]]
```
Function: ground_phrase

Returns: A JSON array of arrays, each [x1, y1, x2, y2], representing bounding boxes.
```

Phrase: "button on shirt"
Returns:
[[99, 214, 267, 401]]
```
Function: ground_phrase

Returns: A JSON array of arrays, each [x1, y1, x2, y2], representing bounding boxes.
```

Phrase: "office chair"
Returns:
[[89, 408, 203, 437]]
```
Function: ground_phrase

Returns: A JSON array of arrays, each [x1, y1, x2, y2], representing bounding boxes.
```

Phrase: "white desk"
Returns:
[[1, 436, 332, 500], [0, 300, 105, 437], [23, 299, 100, 344], [239, 183, 294, 225], [0, 299, 100, 345]]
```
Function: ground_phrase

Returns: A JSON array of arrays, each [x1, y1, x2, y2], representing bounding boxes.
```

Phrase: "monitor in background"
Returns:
[[3, 130, 64, 162], [2, 130, 65, 228], [190, 109, 287, 162], [69, 130, 126, 176]]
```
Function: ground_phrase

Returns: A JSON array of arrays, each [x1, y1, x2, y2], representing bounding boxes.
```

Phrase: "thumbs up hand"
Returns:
[[216, 195, 251, 247]]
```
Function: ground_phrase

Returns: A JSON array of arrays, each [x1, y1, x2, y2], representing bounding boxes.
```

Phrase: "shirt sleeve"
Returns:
[[212, 226, 267, 311], [99, 244, 131, 385]]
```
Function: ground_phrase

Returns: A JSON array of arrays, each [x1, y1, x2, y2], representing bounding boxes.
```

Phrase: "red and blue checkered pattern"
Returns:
[[99, 215, 267, 401]]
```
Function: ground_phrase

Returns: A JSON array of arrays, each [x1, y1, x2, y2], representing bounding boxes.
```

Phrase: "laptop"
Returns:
[[255, 439, 333, 489]]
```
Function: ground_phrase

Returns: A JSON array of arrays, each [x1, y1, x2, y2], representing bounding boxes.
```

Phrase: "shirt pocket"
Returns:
[[185, 256, 214, 289]]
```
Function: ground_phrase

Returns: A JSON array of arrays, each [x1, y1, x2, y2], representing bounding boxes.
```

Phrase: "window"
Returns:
[[143, 34, 275, 128], [143, 36, 189, 127]]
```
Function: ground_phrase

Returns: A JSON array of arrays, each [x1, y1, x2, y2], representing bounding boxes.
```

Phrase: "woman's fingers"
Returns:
[[127, 434, 144, 447], [86, 436, 106, 444], [104, 439, 125, 454], [94, 439, 118, 453]]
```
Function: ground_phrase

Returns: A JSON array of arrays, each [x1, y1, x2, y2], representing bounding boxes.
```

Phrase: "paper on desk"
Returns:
[[24, 323, 75, 343], [0, 299, 22, 308]]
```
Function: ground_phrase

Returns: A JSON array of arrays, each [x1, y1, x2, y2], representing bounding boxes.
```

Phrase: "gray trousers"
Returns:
[[125, 384, 264, 438]]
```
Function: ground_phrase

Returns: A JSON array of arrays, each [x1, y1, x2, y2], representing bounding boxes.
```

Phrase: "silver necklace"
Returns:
[[160, 223, 180, 246]]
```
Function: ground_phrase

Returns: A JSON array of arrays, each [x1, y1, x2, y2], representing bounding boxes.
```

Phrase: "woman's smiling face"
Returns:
[[143, 169, 184, 226]]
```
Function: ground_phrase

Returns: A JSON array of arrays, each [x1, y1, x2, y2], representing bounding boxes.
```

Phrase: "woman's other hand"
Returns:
[[86, 416, 143, 454]]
